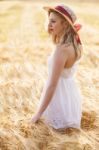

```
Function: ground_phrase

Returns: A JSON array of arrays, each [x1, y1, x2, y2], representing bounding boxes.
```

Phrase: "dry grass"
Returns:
[[0, 0, 99, 150]]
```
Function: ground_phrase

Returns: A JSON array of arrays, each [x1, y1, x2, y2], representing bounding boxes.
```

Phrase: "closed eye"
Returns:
[[51, 21, 56, 23], [49, 19, 56, 23]]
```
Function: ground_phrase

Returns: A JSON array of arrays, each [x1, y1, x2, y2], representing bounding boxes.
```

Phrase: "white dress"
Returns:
[[39, 51, 83, 130]]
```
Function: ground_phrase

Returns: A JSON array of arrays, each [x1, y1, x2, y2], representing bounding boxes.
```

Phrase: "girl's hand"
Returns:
[[31, 113, 41, 123]]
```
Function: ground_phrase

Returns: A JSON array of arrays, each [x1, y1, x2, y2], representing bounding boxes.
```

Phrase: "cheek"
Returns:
[[53, 23, 60, 33], [54, 23, 63, 33], [54, 23, 59, 28]]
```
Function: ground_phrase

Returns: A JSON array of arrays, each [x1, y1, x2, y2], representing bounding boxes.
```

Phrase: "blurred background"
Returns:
[[0, 0, 99, 150]]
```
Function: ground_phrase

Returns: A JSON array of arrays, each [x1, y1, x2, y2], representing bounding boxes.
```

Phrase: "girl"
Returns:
[[31, 4, 83, 130]]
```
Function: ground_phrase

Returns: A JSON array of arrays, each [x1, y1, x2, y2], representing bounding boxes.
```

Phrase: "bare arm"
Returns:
[[36, 45, 68, 116]]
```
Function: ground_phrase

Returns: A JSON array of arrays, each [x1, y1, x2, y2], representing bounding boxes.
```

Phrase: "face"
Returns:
[[48, 12, 66, 37]]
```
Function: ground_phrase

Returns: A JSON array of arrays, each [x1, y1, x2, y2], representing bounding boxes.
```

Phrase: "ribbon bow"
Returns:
[[73, 24, 82, 44], [74, 24, 82, 32]]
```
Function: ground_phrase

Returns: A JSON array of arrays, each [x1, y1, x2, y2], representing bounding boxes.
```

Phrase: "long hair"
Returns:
[[48, 10, 83, 60]]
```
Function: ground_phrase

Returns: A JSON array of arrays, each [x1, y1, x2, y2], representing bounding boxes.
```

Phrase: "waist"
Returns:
[[60, 74, 75, 80]]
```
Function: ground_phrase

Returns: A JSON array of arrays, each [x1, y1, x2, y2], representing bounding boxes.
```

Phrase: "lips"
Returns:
[[49, 29, 53, 32], [48, 28, 54, 34]]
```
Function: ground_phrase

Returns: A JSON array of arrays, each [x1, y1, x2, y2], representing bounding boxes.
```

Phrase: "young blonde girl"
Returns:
[[31, 4, 83, 130]]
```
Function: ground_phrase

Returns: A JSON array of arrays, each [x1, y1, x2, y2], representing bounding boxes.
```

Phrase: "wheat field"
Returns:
[[0, 0, 99, 150]]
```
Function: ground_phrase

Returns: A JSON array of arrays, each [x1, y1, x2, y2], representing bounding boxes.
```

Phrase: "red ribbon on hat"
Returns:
[[74, 23, 82, 32], [74, 23, 82, 44], [55, 6, 73, 22]]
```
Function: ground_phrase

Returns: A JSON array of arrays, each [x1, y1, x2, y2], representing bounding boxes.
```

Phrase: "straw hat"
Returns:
[[43, 4, 82, 37]]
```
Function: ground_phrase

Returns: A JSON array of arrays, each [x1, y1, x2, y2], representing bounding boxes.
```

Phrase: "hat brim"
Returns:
[[43, 6, 77, 34]]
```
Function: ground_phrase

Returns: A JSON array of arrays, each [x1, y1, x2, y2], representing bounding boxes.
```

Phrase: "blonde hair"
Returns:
[[48, 10, 83, 60]]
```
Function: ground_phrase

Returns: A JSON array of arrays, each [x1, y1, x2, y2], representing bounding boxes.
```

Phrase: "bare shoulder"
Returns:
[[55, 43, 73, 56]]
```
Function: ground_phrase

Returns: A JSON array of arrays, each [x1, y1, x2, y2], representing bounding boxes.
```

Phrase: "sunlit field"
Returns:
[[0, 0, 99, 150]]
